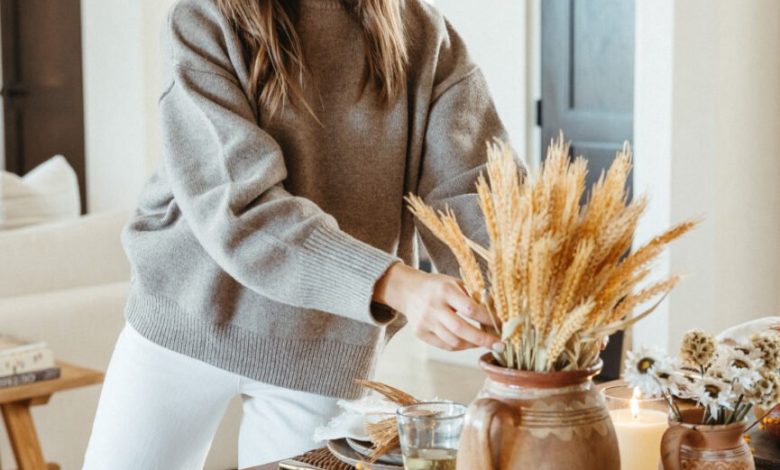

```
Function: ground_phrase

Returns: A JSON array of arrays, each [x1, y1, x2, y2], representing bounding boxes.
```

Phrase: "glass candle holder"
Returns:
[[396, 401, 466, 470], [603, 385, 669, 470]]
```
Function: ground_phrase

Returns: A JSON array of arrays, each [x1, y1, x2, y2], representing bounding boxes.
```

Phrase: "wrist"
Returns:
[[373, 262, 417, 312]]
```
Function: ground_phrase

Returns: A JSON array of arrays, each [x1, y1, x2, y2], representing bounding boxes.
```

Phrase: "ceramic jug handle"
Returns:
[[463, 398, 518, 470], [660, 425, 696, 470]]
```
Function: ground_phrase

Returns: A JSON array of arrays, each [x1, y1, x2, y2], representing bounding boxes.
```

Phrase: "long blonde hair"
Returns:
[[217, 0, 408, 118]]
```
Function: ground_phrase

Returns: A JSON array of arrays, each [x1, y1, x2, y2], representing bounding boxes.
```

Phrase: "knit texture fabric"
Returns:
[[123, 0, 512, 399]]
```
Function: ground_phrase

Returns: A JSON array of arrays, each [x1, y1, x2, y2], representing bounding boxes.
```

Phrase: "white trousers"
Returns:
[[83, 324, 340, 470]]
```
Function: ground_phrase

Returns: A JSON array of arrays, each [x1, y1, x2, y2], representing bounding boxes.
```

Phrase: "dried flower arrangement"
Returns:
[[626, 329, 780, 425], [407, 135, 696, 372], [354, 380, 419, 462]]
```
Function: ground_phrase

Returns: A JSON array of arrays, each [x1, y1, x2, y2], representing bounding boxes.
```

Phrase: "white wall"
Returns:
[[633, 0, 780, 350], [0, 17, 4, 172], [632, 0, 676, 351], [81, 0, 175, 213], [435, 0, 528, 155], [142, 1, 178, 176]]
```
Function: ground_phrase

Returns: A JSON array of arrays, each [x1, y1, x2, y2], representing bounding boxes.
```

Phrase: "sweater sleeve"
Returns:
[[416, 19, 527, 277], [158, 3, 398, 325]]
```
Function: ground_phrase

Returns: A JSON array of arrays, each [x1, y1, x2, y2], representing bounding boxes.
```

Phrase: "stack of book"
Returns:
[[0, 335, 60, 389]]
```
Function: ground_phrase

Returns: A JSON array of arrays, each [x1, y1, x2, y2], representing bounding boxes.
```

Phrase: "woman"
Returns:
[[84, 0, 512, 467]]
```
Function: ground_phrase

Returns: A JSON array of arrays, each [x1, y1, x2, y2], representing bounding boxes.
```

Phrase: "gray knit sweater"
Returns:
[[123, 0, 510, 399]]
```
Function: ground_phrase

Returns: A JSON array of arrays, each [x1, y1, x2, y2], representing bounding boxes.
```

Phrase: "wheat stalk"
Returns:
[[406, 197, 485, 299], [407, 133, 697, 371], [354, 380, 419, 462]]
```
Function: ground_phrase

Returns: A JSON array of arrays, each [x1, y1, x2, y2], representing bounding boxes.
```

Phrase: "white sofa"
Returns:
[[0, 211, 242, 470]]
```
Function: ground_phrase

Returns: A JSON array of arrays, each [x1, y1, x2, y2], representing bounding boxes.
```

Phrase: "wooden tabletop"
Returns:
[[244, 463, 276, 470], [0, 361, 104, 469], [248, 438, 780, 470], [245, 381, 780, 470], [0, 361, 104, 404], [750, 428, 780, 469]]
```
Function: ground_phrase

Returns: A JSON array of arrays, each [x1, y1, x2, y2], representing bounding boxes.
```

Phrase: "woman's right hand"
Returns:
[[373, 262, 502, 352]]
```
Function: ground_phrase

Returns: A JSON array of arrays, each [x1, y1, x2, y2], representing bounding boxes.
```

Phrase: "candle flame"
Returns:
[[630, 387, 640, 419]]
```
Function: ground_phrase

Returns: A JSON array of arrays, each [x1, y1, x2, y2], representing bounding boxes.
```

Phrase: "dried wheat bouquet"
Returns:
[[407, 135, 696, 372]]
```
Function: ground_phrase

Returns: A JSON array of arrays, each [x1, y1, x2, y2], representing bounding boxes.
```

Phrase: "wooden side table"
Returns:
[[0, 362, 103, 470]]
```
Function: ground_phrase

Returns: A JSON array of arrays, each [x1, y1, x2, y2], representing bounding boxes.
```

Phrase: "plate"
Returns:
[[327, 439, 403, 470], [345, 437, 403, 465]]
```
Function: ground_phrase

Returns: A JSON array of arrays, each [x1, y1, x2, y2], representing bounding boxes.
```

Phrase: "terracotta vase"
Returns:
[[660, 408, 754, 470], [755, 404, 780, 440], [456, 354, 620, 470]]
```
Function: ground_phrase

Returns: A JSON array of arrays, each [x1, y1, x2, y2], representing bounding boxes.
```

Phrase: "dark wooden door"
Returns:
[[1, 0, 86, 212], [541, 0, 635, 380]]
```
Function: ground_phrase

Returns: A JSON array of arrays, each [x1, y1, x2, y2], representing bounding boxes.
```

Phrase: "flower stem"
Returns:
[[727, 395, 744, 424]]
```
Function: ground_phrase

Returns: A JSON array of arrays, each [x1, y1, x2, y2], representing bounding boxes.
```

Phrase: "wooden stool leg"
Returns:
[[1, 401, 47, 470]]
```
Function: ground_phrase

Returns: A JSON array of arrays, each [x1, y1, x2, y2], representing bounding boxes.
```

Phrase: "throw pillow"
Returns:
[[0, 155, 81, 230]]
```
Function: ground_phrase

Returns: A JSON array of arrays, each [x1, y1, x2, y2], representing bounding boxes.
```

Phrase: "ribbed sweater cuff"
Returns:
[[300, 224, 399, 325]]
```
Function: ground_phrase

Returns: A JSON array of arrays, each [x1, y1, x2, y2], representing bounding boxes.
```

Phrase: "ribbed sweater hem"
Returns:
[[124, 290, 379, 399]]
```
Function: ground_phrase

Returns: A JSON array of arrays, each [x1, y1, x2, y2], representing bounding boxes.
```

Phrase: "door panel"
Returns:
[[541, 0, 635, 380], [1, 0, 86, 212]]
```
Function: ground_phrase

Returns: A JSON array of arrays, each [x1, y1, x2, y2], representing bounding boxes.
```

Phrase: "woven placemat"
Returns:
[[278, 447, 355, 470]]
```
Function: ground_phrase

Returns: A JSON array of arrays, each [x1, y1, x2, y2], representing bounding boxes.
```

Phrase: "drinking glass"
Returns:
[[396, 401, 466, 470]]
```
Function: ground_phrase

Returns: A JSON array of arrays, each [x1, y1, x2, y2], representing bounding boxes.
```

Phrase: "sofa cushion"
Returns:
[[0, 210, 132, 298], [0, 280, 242, 470], [0, 281, 129, 369], [0, 155, 80, 230]]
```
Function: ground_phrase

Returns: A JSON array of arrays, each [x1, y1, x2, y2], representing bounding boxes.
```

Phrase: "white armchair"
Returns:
[[0, 211, 241, 470]]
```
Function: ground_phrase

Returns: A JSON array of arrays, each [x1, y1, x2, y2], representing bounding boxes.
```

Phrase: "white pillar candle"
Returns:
[[608, 391, 668, 470]]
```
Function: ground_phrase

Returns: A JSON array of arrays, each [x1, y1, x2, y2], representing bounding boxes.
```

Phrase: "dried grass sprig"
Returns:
[[354, 380, 420, 462], [407, 133, 697, 372], [406, 197, 485, 299], [354, 379, 417, 406]]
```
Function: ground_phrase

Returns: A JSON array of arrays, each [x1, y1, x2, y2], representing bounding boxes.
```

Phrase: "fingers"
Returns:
[[406, 274, 502, 352], [444, 282, 493, 326], [437, 309, 500, 350], [418, 330, 470, 351], [461, 303, 493, 326], [445, 283, 476, 314], [434, 327, 474, 351]]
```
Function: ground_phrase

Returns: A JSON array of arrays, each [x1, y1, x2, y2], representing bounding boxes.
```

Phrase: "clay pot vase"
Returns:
[[456, 354, 620, 470], [660, 408, 754, 470], [754, 404, 780, 440]]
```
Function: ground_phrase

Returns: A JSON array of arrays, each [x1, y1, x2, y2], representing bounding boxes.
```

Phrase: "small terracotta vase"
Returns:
[[757, 404, 780, 440], [456, 354, 620, 470], [660, 408, 754, 470]]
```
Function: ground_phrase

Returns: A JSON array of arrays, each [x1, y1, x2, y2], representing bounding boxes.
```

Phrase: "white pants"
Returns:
[[83, 324, 340, 470]]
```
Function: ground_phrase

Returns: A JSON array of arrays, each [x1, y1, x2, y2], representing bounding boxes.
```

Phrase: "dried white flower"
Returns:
[[751, 331, 780, 371], [711, 346, 762, 394], [748, 370, 780, 408], [625, 346, 667, 397], [692, 377, 736, 419], [681, 329, 717, 369]]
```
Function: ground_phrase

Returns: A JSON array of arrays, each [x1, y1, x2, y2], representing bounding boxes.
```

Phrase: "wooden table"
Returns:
[[248, 420, 780, 469], [751, 428, 780, 470], [245, 463, 277, 470], [0, 362, 103, 470], [248, 438, 780, 470]]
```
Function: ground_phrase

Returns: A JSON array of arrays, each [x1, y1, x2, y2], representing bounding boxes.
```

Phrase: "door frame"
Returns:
[[0, 0, 87, 212]]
